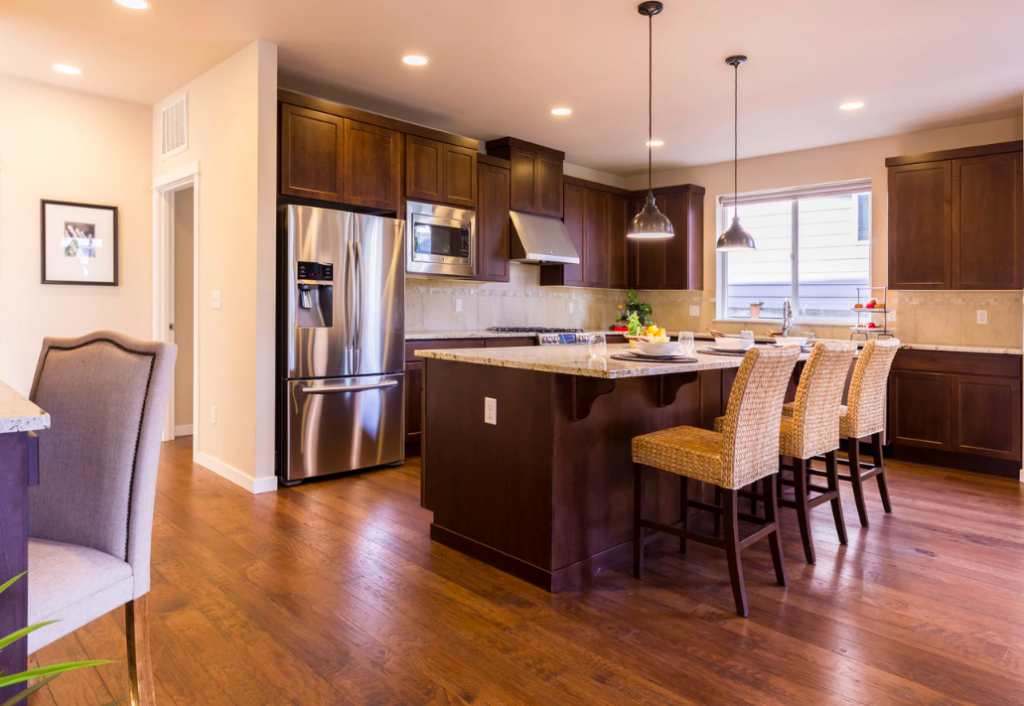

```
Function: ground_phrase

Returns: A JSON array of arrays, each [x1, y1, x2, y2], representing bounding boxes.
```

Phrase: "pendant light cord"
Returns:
[[733, 61, 738, 213], [648, 12, 653, 194]]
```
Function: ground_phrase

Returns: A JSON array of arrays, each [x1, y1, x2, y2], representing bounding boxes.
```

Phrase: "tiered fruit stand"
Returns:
[[850, 286, 896, 340]]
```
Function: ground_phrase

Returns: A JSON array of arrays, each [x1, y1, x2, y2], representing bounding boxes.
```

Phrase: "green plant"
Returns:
[[0, 573, 123, 705], [617, 289, 653, 325]]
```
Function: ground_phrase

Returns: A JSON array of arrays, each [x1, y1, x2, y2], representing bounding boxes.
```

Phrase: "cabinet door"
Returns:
[[443, 144, 477, 208], [509, 147, 539, 213], [537, 154, 564, 217], [584, 189, 609, 288], [607, 194, 630, 289], [890, 370, 951, 450], [476, 163, 510, 282], [888, 162, 952, 289], [279, 104, 344, 202], [342, 120, 401, 211], [952, 152, 1024, 289], [405, 360, 424, 452], [951, 374, 1021, 460], [405, 134, 445, 203], [561, 183, 586, 286], [662, 191, 703, 290]]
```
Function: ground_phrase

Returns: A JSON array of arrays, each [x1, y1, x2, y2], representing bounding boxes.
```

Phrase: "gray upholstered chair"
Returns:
[[27, 331, 176, 706]]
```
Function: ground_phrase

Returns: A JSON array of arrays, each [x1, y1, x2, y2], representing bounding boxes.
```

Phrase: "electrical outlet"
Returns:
[[887, 310, 896, 322], [569, 302, 575, 314], [689, 305, 700, 317], [709, 296, 717, 303], [977, 309, 988, 324], [211, 406, 217, 424], [484, 397, 497, 425], [211, 291, 221, 309], [455, 298, 462, 313]]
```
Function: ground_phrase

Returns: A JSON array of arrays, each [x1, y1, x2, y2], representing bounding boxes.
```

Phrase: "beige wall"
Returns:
[[625, 116, 1024, 347], [153, 40, 278, 493], [173, 187, 194, 429], [0, 75, 152, 394]]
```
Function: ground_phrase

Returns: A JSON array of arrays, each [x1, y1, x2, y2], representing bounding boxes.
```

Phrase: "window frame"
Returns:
[[715, 179, 872, 325]]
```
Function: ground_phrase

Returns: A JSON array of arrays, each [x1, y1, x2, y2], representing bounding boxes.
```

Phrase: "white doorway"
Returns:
[[152, 162, 199, 445]]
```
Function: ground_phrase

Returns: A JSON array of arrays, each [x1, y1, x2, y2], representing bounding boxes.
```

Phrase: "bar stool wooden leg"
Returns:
[[722, 489, 748, 617], [713, 485, 722, 537], [872, 431, 892, 513], [633, 463, 644, 579], [792, 457, 816, 563], [750, 479, 759, 516], [848, 437, 870, 527], [763, 474, 787, 587], [825, 450, 848, 545], [679, 475, 689, 553]]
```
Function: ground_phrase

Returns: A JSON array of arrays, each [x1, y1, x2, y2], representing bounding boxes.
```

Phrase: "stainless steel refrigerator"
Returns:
[[278, 204, 405, 484]]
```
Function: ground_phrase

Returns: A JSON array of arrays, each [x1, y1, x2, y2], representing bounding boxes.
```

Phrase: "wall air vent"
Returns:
[[160, 92, 188, 160]]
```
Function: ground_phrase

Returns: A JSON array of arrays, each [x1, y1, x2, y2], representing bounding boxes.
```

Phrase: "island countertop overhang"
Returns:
[[415, 343, 811, 380]]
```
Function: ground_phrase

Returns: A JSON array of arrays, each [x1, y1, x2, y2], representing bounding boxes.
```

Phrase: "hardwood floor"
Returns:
[[30, 437, 1024, 705]]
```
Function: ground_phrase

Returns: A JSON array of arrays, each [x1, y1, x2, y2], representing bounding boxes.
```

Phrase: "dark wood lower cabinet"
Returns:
[[890, 349, 1021, 474]]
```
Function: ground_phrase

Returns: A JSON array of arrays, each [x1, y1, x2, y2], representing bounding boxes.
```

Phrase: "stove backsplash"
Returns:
[[405, 265, 623, 333]]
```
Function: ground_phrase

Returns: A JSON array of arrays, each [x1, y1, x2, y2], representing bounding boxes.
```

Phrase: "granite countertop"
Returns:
[[0, 381, 50, 433], [407, 330, 1023, 356], [415, 343, 819, 380]]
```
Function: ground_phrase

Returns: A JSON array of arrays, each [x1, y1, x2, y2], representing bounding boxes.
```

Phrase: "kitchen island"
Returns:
[[418, 343, 806, 591]]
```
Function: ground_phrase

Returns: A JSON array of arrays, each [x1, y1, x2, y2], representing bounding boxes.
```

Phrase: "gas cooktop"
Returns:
[[489, 327, 584, 333]]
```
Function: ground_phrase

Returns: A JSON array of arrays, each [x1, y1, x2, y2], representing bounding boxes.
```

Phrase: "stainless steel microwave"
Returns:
[[406, 201, 475, 278]]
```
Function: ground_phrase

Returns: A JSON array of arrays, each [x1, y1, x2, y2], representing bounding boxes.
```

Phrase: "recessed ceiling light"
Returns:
[[52, 64, 82, 75], [114, 0, 149, 8], [646, 140, 664, 147], [840, 101, 864, 111], [551, 108, 572, 116], [402, 55, 428, 66]]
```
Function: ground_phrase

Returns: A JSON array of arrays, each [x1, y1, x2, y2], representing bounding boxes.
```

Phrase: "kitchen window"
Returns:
[[717, 179, 871, 323]]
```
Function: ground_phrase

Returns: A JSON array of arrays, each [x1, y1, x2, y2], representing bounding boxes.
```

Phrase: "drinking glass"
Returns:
[[678, 331, 695, 356], [588, 332, 607, 360], [739, 330, 755, 345]]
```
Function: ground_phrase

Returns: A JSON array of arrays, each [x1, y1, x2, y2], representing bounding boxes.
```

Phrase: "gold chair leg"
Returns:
[[126, 595, 156, 706]]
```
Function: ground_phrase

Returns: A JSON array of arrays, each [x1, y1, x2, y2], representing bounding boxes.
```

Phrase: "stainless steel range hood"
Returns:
[[509, 211, 580, 265]]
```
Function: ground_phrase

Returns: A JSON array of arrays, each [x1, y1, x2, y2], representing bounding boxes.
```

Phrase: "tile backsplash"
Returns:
[[406, 269, 1022, 349]]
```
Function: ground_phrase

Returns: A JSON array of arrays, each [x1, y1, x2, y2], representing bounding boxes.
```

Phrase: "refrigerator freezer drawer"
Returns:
[[284, 374, 405, 481]]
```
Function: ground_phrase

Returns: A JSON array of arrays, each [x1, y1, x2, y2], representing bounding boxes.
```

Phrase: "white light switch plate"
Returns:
[[210, 406, 217, 424], [569, 302, 575, 314], [977, 309, 988, 324], [484, 397, 497, 425], [455, 298, 462, 312], [689, 305, 700, 317], [211, 291, 222, 309]]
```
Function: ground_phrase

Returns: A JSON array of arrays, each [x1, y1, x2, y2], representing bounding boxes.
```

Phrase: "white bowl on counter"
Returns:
[[714, 336, 754, 351], [774, 336, 809, 347], [635, 339, 682, 357]]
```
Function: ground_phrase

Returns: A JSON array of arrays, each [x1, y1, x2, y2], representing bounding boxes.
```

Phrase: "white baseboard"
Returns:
[[193, 451, 277, 494], [174, 424, 193, 437]]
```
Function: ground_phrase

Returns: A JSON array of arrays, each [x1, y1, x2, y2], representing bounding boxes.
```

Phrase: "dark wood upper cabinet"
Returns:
[[952, 152, 1024, 289], [584, 189, 609, 287], [443, 144, 478, 208], [886, 141, 1023, 290], [630, 185, 705, 291], [279, 103, 345, 203], [541, 182, 586, 287], [887, 162, 952, 289], [405, 134, 445, 203], [607, 194, 629, 289], [342, 119, 402, 212], [476, 161, 511, 283], [485, 138, 565, 218]]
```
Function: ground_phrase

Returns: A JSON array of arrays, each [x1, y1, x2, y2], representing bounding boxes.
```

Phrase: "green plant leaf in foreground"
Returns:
[[0, 574, 25, 599], [0, 660, 112, 689], [0, 673, 60, 706], [0, 622, 59, 652]]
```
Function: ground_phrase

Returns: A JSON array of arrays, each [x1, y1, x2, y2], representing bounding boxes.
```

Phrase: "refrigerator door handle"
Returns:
[[344, 240, 355, 350], [353, 241, 364, 350], [300, 380, 399, 394]]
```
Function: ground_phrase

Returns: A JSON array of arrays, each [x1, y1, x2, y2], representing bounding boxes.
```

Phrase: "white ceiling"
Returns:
[[3, 0, 1024, 176]]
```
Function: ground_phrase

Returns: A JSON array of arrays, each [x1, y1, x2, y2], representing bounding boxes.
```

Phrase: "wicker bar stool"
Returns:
[[723, 342, 858, 563], [632, 346, 800, 617], [788, 338, 900, 527]]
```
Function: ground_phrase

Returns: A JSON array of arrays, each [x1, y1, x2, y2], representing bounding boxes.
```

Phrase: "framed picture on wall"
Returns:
[[41, 200, 119, 286]]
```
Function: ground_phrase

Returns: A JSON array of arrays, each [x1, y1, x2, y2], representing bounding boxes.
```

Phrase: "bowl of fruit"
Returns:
[[636, 332, 680, 357]]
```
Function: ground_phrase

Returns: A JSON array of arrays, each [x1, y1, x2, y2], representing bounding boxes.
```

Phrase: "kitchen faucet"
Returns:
[[781, 298, 793, 337]]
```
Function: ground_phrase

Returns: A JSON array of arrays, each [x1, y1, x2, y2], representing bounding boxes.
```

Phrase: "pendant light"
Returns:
[[716, 55, 756, 251], [627, 2, 674, 240]]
